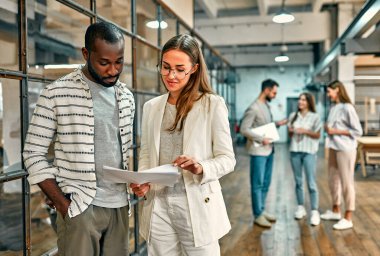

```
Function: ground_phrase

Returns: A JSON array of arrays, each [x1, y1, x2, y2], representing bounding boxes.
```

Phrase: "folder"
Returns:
[[250, 122, 280, 146]]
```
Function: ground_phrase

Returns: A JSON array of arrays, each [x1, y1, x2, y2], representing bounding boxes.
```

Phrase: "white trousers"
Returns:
[[148, 193, 220, 256]]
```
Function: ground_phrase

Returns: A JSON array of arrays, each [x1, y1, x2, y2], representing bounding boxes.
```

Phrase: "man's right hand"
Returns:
[[55, 198, 71, 218], [262, 138, 271, 145]]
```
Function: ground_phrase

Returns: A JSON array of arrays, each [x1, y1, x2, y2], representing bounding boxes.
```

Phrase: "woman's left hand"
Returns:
[[325, 126, 336, 135], [173, 155, 203, 175], [295, 128, 307, 134]]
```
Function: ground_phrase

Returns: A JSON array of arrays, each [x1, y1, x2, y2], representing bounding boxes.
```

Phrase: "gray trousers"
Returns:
[[56, 204, 129, 256]]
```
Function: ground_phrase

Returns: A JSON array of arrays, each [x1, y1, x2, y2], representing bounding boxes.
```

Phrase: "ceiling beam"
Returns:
[[195, 12, 331, 46], [312, 0, 380, 78], [257, 0, 268, 16], [196, 0, 218, 18], [221, 51, 314, 67], [312, 0, 325, 13]]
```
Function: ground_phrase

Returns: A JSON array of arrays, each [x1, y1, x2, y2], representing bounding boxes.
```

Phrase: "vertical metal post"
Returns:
[[176, 20, 180, 35], [130, 1, 141, 255], [90, 0, 97, 23], [157, 4, 162, 92], [18, 0, 30, 255]]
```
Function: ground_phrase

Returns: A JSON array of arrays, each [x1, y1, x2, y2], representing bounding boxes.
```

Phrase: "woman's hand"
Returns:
[[130, 183, 151, 197], [294, 128, 308, 135], [325, 124, 336, 135], [173, 155, 203, 175]]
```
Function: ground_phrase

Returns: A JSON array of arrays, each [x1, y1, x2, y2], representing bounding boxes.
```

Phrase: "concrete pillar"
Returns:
[[337, 3, 357, 102], [338, 55, 356, 102]]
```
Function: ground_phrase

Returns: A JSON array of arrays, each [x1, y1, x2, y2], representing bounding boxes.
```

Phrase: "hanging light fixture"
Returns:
[[275, 53, 289, 62], [275, 40, 289, 63], [272, 0, 295, 24], [146, 20, 168, 29]]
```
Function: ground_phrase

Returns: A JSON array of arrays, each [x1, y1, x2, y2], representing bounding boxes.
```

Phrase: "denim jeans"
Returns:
[[250, 151, 274, 217], [290, 152, 319, 210]]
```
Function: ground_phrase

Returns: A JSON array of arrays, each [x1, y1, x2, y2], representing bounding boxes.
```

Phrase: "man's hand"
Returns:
[[173, 155, 203, 175], [130, 183, 151, 197], [276, 119, 288, 127], [262, 138, 272, 145], [55, 198, 71, 218]]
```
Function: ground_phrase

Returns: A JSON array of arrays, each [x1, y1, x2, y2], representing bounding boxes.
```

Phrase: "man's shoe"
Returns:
[[320, 210, 341, 220], [310, 210, 320, 226], [264, 212, 277, 222], [294, 205, 307, 220], [333, 218, 353, 230], [254, 215, 272, 228]]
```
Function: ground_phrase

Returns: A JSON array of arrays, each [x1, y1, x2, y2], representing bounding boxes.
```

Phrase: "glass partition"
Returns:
[[136, 41, 159, 92], [0, 189, 23, 254], [27, 0, 90, 80], [136, 0, 157, 45], [0, 0, 19, 71], [161, 10, 176, 44], [97, 0, 132, 31], [0, 79, 21, 179], [120, 36, 133, 89]]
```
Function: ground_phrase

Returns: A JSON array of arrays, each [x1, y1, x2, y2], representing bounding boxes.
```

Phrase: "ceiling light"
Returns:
[[44, 64, 81, 69], [146, 20, 168, 29], [273, 0, 294, 24], [275, 53, 289, 62], [273, 10, 295, 23]]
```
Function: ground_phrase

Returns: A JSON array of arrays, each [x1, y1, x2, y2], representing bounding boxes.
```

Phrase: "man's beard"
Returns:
[[87, 60, 120, 88], [266, 95, 272, 102]]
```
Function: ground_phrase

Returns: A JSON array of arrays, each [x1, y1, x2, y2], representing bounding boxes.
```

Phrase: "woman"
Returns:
[[130, 34, 236, 255], [288, 93, 322, 226], [321, 80, 362, 230]]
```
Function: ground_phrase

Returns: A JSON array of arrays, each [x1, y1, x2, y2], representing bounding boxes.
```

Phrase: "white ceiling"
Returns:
[[194, 0, 367, 67]]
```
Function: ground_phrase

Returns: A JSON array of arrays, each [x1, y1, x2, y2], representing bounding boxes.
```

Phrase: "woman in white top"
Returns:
[[321, 80, 362, 230], [288, 93, 322, 225], [130, 34, 236, 255]]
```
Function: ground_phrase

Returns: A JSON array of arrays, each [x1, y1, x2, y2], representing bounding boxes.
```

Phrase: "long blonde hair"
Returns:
[[161, 34, 214, 131], [327, 80, 352, 104]]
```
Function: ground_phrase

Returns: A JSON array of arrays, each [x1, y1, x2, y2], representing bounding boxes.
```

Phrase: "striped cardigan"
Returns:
[[23, 68, 135, 218]]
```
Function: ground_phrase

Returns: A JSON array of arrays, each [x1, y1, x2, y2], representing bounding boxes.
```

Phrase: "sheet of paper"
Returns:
[[250, 122, 280, 147], [103, 164, 180, 186]]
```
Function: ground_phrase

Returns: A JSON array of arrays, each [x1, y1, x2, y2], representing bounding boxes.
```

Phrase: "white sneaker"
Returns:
[[294, 205, 307, 220], [263, 211, 277, 222], [320, 210, 341, 220], [333, 218, 353, 230], [310, 210, 320, 226], [254, 214, 272, 228]]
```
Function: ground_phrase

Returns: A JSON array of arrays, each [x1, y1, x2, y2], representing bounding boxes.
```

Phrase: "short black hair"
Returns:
[[85, 22, 124, 52], [261, 79, 279, 92]]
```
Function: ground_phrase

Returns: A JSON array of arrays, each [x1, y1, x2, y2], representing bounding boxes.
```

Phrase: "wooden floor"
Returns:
[[2, 144, 380, 255], [220, 144, 380, 256]]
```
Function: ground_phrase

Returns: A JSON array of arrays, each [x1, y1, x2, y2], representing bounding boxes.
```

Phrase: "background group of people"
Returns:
[[241, 79, 362, 231], [22, 21, 363, 256]]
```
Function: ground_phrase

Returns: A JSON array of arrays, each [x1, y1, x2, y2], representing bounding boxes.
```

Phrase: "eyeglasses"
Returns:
[[157, 64, 192, 80]]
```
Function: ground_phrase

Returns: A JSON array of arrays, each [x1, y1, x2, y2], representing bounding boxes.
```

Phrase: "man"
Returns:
[[23, 22, 134, 255], [240, 79, 287, 228]]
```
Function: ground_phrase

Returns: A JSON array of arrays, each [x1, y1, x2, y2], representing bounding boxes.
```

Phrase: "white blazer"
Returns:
[[138, 93, 236, 247]]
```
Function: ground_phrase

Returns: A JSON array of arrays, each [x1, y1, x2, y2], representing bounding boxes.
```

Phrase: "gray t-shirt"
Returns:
[[82, 73, 128, 208], [157, 103, 186, 196]]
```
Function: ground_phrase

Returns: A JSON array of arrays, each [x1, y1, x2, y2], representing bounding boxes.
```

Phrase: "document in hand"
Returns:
[[103, 164, 180, 186], [250, 122, 280, 146]]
